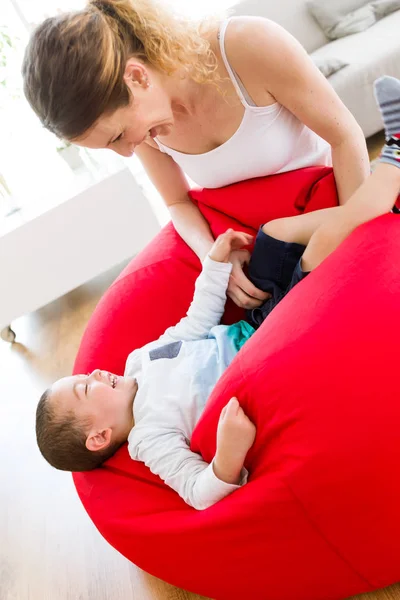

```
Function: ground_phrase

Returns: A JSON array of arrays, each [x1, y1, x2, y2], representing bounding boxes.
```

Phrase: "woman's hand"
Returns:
[[208, 228, 270, 309], [228, 249, 270, 309]]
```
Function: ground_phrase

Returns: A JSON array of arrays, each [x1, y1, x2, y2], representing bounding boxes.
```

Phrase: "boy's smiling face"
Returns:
[[51, 369, 138, 451]]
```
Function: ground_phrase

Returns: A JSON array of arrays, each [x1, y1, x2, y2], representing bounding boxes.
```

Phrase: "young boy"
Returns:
[[36, 76, 400, 510]]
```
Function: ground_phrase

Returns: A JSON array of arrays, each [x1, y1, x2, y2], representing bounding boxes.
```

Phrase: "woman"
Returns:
[[22, 0, 369, 309]]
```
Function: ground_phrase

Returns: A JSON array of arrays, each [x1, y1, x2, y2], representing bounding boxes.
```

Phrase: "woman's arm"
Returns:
[[330, 135, 369, 205], [225, 17, 370, 204], [135, 142, 268, 308], [135, 142, 214, 260]]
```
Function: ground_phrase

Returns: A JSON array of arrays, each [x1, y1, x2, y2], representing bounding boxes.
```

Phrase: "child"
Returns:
[[36, 76, 400, 510]]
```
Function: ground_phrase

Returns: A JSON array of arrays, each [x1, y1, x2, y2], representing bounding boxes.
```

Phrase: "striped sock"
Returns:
[[374, 76, 400, 168]]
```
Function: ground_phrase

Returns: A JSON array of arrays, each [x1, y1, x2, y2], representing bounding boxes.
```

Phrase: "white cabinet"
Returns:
[[0, 167, 160, 338]]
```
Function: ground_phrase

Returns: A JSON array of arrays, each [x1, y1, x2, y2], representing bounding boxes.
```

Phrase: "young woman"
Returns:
[[22, 0, 369, 309]]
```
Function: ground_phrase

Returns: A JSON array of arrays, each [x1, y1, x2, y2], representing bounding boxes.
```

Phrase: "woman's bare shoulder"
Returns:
[[223, 16, 298, 74], [216, 16, 285, 103]]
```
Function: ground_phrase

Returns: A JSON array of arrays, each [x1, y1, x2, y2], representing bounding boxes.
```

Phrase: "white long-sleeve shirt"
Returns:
[[125, 256, 254, 510]]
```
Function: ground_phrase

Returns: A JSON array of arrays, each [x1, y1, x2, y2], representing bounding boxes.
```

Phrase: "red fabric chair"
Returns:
[[73, 167, 400, 600]]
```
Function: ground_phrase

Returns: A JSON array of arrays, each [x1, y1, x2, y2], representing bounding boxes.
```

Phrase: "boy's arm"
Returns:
[[158, 256, 232, 344], [128, 396, 256, 511], [158, 231, 253, 344], [128, 423, 247, 510]]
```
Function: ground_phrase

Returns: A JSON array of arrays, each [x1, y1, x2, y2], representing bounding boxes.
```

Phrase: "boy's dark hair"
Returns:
[[36, 388, 122, 471]]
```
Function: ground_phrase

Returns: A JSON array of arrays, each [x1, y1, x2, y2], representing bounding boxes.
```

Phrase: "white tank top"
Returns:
[[153, 18, 332, 189]]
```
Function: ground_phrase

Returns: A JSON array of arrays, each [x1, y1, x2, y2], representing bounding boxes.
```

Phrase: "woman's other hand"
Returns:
[[228, 248, 270, 309], [208, 228, 269, 309]]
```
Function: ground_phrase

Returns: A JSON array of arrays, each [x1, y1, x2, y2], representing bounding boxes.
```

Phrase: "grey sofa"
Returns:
[[233, 0, 400, 138]]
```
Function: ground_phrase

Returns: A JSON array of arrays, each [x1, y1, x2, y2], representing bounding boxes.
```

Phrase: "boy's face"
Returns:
[[51, 369, 138, 450]]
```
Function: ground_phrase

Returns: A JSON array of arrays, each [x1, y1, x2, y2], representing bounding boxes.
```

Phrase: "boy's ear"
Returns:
[[86, 428, 112, 452]]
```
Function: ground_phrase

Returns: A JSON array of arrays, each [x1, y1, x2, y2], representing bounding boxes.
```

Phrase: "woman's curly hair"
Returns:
[[22, 0, 221, 140]]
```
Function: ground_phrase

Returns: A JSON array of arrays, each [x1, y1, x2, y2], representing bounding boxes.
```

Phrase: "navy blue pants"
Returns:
[[246, 228, 309, 329]]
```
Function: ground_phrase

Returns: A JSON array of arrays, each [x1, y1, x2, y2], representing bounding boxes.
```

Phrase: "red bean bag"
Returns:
[[73, 166, 400, 600]]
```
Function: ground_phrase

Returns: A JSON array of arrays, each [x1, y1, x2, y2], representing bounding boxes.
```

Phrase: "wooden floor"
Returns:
[[0, 263, 207, 600], [1, 132, 399, 600], [366, 130, 385, 162]]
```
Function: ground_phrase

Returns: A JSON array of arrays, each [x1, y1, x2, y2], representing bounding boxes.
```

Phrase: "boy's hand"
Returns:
[[209, 229, 253, 264], [213, 397, 256, 485]]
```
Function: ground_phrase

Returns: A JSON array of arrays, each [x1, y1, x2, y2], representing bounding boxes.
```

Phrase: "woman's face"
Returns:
[[73, 62, 174, 157]]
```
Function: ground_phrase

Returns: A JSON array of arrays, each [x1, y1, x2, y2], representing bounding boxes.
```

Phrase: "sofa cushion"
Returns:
[[307, 0, 367, 39], [326, 4, 376, 38], [233, 0, 328, 52], [313, 56, 349, 77], [311, 9, 400, 136], [308, 0, 400, 39], [310, 9, 400, 64], [307, 0, 369, 38], [373, 0, 400, 17]]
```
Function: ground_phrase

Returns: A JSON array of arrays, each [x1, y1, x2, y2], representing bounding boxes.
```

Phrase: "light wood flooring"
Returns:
[[366, 130, 385, 162], [1, 132, 399, 600]]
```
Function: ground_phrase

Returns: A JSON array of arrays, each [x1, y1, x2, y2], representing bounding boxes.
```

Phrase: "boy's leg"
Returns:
[[247, 76, 400, 326], [301, 76, 400, 271], [261, 164, 400, 266], [246, 209, 341, 327], [248, 207, 344, 295], [247, 228, 306, 293], [261, 207, 342, 247], [246, 229, 307, 327], [301, 163, 400, 271]]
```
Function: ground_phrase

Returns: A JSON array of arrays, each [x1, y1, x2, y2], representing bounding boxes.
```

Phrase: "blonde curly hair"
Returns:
[[22, 0, 221, 140]]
